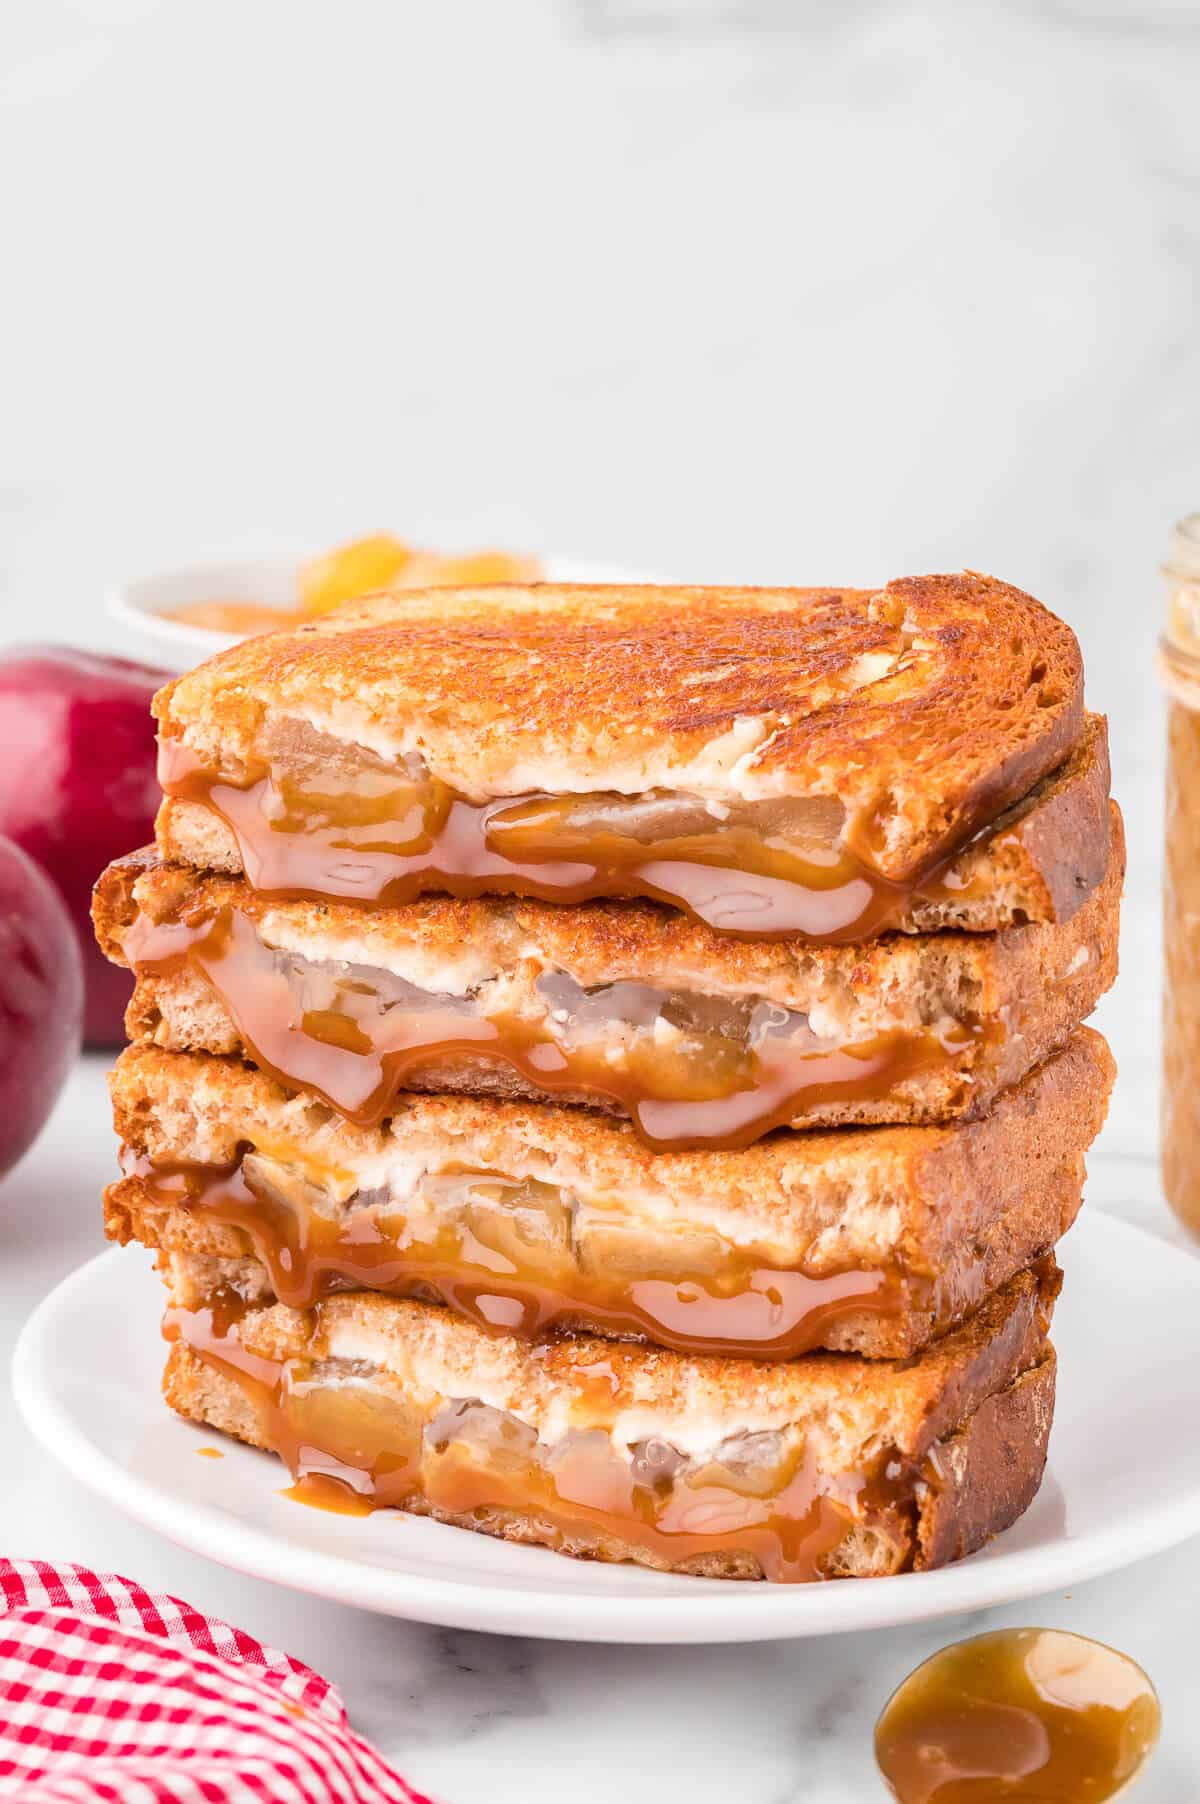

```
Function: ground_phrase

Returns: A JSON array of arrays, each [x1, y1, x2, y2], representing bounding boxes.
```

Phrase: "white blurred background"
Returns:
[[3, 0, 1195, 1158]]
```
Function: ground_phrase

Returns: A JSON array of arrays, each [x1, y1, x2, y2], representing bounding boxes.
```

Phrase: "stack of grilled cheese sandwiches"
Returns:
[[95, 572, 1121, 1583]]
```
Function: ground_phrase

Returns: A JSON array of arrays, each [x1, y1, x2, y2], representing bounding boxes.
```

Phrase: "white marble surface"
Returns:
[[2, 0, 1199, 1794]]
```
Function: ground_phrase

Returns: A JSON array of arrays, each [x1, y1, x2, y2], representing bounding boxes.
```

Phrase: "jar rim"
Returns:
[[1165, 513, 1200, 582], [1160, 636, 1200, 710]]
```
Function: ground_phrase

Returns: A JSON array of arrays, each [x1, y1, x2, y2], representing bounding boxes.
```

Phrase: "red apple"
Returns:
[[0, 834, 83, 1177], [0, 646, 169, 1046]]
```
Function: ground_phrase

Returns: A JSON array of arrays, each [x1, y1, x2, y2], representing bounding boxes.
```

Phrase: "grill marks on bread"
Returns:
[[153, 572, 1085, 882]]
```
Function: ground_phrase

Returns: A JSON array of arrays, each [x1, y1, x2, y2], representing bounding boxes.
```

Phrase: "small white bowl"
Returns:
[[107, 556, 651, 670]]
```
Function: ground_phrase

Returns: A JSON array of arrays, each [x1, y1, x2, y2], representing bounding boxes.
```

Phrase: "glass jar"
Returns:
[[1161, 514, 1200, 1233]]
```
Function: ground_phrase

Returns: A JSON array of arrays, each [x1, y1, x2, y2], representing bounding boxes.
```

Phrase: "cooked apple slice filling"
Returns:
[[173, 1335, 888, 1582], [159, 720, 912, 937], [140, 1145, 900, 1360], [127, 875, 974, 1147]]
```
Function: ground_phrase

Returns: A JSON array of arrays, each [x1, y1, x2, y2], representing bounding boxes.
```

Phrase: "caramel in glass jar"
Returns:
[[1161, 513, 1200, 1234]]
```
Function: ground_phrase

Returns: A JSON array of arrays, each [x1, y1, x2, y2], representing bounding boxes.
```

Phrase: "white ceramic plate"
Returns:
[[13, 1212, 1200, 1644], [107, 556, 650, 668]]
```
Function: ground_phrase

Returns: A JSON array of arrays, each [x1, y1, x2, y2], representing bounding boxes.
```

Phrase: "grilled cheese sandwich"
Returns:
[[109, 1032, 1112, 1360], [152, 575, 1093, 941], [160, 1255, 1060, 1582]]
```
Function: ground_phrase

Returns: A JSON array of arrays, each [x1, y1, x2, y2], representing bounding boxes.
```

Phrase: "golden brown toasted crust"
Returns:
[[910, 717, 1112, 931], [153, 573, 1084, 880], [94, 811, 1122, 1134], [913, 1354, 1055, 1571], [936, 715, 1113, 930], [159, 1265, 1057, 1580]]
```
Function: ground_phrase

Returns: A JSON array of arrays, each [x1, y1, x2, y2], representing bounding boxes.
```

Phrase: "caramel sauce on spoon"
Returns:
[[875, 1629, 1160, 1801]]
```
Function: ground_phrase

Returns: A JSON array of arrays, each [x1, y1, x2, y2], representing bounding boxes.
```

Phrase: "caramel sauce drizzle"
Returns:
[[165, 1295, 920, 1582], [158, 741, 975, 943], [128, 1148, 909, 1359], [124, 897, 985, 1153], [875, 1628, 1161, 1801]]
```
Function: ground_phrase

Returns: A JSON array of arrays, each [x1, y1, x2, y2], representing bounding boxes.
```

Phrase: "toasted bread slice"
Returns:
[[160, 1254, 1059, 1582], [153, 573, 1083, 881], [108, 1031, 1112, 1359], [96, 810, 1122, 1147], [152, 575, 1095, 940]]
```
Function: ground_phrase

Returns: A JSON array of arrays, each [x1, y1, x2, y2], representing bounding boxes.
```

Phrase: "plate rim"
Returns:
[[14, 1213, 1200, 1644]]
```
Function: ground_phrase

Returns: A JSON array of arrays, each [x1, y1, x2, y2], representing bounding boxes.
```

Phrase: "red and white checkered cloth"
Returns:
[[0, 1560, 435, 1802]]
